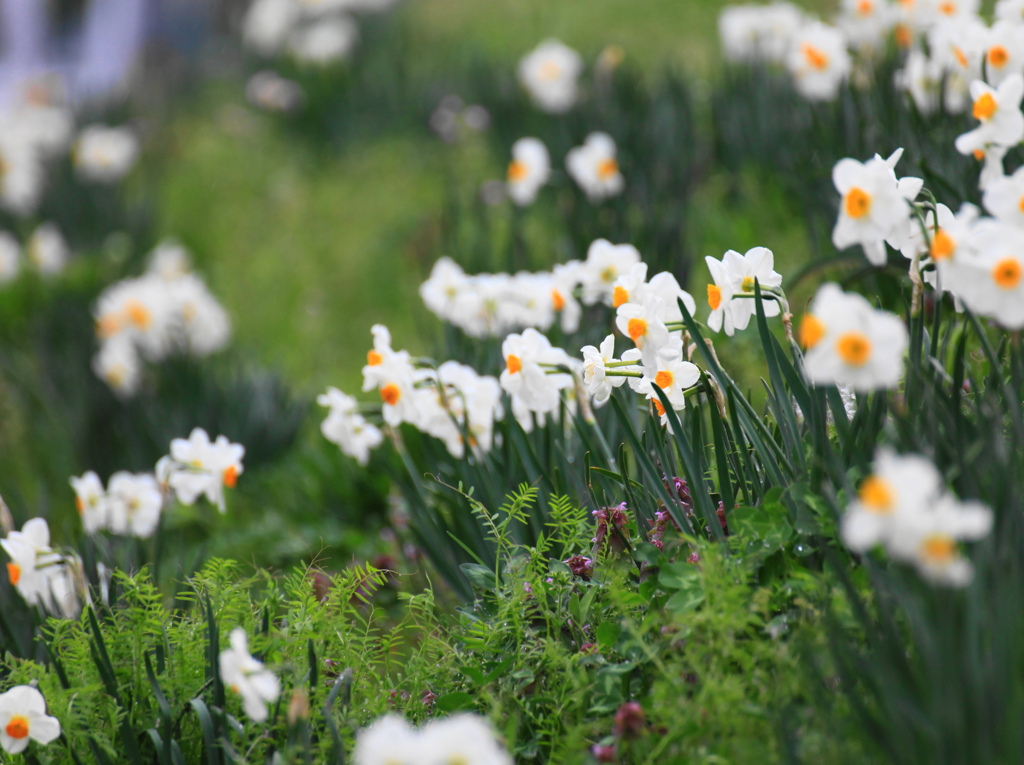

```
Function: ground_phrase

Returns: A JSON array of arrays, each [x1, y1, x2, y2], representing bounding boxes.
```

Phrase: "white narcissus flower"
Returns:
[[786, 21, 852, 101], [981, 163, 1024, 225], [361, 325, 419, 427], [420, 257, 469, 324], [166, 428, 245, 512], [0, 133, 44, 217], [1, 518, 79, 617], [70, 471, 109, 534], [506, 137, 550, 206], [93, 335, 142, 398], [289, 16, 358, 65], [421, 713, 514, 765], [242, 0, 297, 56], [219, 628, 281, 723], [719, 3, 807, 64], [887, 493, 993, 587], [840, 448, 944, 553], [955, 75, 1024, 156], [27, 223, 68, 276], [73, 125, 139, 183], [107, 472, 163, 538], [0, 231, 20, 284], [639, 351, 701, 415], [517, 39, 583, 114], [799, 282, 909, 392], [566, 132, 624, 202], [979, 20, 1024, 87], [578, 239, 642, 306], [581, 334, 630, 406], [704, 246, 783, 336], [0, 685, 61, 754], [831, 148, 923, 266], [354, 714, 420, 765], [499, 329, 575, 415], [837, 0, 897, 54], [615, 295, 673, 377], [951, 220, 1024, 328], [317, 387, 384, 466]]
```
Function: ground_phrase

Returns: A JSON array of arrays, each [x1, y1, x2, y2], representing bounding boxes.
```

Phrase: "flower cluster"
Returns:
[[157, 427, 246, 513], [0, 86, 73, 216], [92, 241, 231, 396], [420, 238, 647, 338], [318, 387, 384, 465], [242, 0, 397, 65], [70, 470, 162, 538], [1, 519, 81, 618], [0, 222, 70, 284], [354, 713, 512, 765], [506, 131, 623, 205], [841, 448, 992, 586]]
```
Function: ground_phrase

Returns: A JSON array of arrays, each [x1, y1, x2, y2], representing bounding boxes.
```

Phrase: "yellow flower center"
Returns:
[[506, 354, 522, 375], [601, 267, 617, 283], [992, 257, 1022, 289], [798, 314, 825, 349], [223, 466, 238, 488], [507, 159, 528, 183], [654, 371, 673, 390], [930, 229, 956, 261], [836, 331, 872, 366], [612, 286, 629, 308], [97, 313, 121, 339], [105, 366, 126, 388], [844, 187, 872, 219], [741, 276, 756, 292], [597, 157, 619, 180], [380, 384, 401, 406], [973, 92, 997, 121], [707, 284, 722, 311], [7, 562, 21, 586], [988, 45, 1010, 69], [920, 534, 957, 564], [367, 350, 383, 366], [5, 715, 29, 740], [627, 318, 647, 343], [125, 300, 152, 330], [552, 289, 566, 312], [801, 42, 829, 71], [539, 60, 561, 82], [858, 475, 894, 514]]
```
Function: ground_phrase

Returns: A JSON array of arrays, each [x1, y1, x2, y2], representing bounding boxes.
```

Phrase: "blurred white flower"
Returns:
[[70, 471, 110, 535], [799, 282, 909, 392], [219, 628, 281, 722], [579, 238, 641, 306], [243, 0, 298, 56], [955, 75, 1024, 157], [719, 2, 807, 64], [164, 428, 245, 512], [566, 132, 624, 202], [73, 125, 139, 183], [27, 223, 69, 276], [1, 518, 80, 617], [289, 16, 358, 65], [517, 39, 583, 113], [107, 472, 163, 538], [506, 137, 550, 206], [786, 21, 851, 101], [318, 387, 384, 465]]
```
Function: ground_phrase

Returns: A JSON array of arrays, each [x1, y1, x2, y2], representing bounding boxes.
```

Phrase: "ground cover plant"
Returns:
[[3, 0, 1024, 763]]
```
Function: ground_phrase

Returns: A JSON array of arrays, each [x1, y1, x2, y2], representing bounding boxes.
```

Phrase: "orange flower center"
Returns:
[[858, 475, 894, 514], [992, 257, 1022, 289], [938, 0, 956, 13], [7, 562, 21, 586], [921, 534, 957, 563], [367, 350, 383, 366], [707, 284, 722, 311], [627, 318, 647, 343], [507, 159, 528, 183], [973, 148, 986, 161], [798, 314, 825, 349], [930, 230, 956, 261], [96, 313, 121, 339], [856, 0, 874, 14], [652, 399, 666, 417], [506, 354, 522, 375], [895, 24, 912, 49], [5, 715, 28, 740], [1018, 195, 1024, 214], [75, 496, 85, 514], [836, 331, 872, 366], [222, 465, 238, 488], [844, 187, 872, 219], [612, 286, 629, 308], [973, 92, 997, 121], [954, 46, 968, 69], [988, 45, 1010, 69], [654, 371, 673, 390], [125, 299, 152, 330], [597, 157, 619, 180], [539, 61, 561, 82], [551, 289, 566, 312], [801, 42, 829, 71], [380, 383, 401, 406]]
